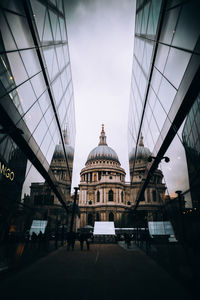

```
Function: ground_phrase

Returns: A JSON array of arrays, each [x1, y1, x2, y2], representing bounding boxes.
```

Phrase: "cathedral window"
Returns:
[[121, 191, 123, 202], [98, 172, 101, 180], [87, 213, 93, 225], [96, 213, 100, 221], [152, 190, 157, 202], [94, 173, 97, 181], [108, 190, 114, 201], [109, 212, 114, 221], [97, 191, 100, 202]]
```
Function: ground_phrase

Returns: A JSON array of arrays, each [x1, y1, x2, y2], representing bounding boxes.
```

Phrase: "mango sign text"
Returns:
[[0, 161, 15, 181]]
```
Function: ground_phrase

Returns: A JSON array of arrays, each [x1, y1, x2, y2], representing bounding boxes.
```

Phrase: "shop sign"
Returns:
[[0, 161, 15, 181]]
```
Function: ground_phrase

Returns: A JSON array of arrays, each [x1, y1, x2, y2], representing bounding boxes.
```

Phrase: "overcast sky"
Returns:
[[65, 0, 136, 189]]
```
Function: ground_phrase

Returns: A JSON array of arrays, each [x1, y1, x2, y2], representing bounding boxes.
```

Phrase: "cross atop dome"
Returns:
[[98, 124, 107, 146]]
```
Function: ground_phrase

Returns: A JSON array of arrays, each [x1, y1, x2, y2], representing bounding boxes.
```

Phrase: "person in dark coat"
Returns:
[[78, 232, 85, 251], [67, 231, 76, 251]]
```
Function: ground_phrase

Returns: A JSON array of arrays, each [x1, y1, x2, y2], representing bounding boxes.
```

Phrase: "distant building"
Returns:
[[78, 126, 166, 228]]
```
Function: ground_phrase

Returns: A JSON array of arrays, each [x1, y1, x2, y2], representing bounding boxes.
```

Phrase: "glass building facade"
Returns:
[[128, 0, 200, 210], [0, 0, 75, 247]]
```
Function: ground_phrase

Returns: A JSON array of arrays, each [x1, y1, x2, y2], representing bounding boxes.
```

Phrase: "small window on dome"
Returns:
[[109, 176, 112, 179]]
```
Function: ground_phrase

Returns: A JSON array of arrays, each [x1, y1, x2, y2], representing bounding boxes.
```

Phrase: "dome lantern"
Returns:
[[86, 125, 120, 164], [129, 134, 151, 161]]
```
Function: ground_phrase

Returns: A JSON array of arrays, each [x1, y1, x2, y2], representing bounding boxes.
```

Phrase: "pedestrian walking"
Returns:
[[67, 231, 76, 251], [78, 232, 85, 250]]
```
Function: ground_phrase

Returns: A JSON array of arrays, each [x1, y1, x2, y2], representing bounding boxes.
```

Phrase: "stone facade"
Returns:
[[78, 126, 166, 228]]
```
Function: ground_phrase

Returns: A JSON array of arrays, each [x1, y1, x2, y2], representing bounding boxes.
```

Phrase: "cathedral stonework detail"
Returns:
[[78, 126, 166, 228]]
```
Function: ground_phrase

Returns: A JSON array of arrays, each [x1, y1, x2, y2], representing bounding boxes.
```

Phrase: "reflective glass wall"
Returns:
[[0, 0, 75, 265], [128, 0, 200, 209]]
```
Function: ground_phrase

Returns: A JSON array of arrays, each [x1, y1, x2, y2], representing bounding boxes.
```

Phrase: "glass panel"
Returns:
[[62, 45, 69, 65], [142, 40, 154, 76], [137, 38, 145, 65], [30, 0, 46, 41], [38, 91, 50, 114], [59, 18, 67, 41], [157, 77, 176, 114], [141, 3, 150, 35], [44, 105, 54, 126], [57, 0, 63, 13], [23, 101, 43, 133], [147, 0, 162, 36], [135, 10, 142, 34], [43, 11, 53, 42], [31, 72, 46, 98], [52, 77, 63, 106], [40, 130, 52, 157], [172, 1, 200, 51], [155, 44, 170, 73], [32, 117, 47, 146], [139, 71, 147, 102], [148, 87, 157, 111], [7, 52, 28, 86], [0, 55, 16, 96], [56, 45, 65, 71], [46, 140, 55, 164], [6, 12, 34, 49], [49, 10, 58, 41], [16, 81, 36, 113], [0, 0, 25, 15], [20, 49, 41, 78], [58, 102, 66, 125], [148, 115, 160, 147], [153, 98, 167, 131], [66, 65, 71, 83], [164, 48, 191, 89], [48, 117, 57, 137], [161, 134, 191, 204], [0, 11, 17, 51], [43, 46, 59, 80], [49, 0, 56, 5], [159, 7, 180, 45], [151, 68, 162, 94], [60, 69, 68, 91]]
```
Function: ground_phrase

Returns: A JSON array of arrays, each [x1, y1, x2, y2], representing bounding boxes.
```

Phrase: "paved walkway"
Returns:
[[0, 242, 194, 300]]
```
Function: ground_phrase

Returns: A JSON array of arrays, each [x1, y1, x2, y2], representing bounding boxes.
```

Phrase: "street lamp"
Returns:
[[148, 155, 170, 163], [69, 187, 79, 233]]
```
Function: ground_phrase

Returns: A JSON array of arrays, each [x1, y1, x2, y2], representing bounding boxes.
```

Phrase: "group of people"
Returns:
[[66, 231, 92, 251]]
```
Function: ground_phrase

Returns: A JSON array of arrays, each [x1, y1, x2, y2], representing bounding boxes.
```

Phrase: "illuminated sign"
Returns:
[[148, 221, 174, 236], [93, 221, 115, 235], [0, 161, 15, 181], [29, 220, 48, 235]]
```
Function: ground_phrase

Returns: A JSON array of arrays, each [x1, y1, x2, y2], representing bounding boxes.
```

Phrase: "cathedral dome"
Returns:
[[53, 144, 74, 160], [86, 125, 120, 164], [52, 129, 74, 160], [129, 135, 151, 161], [87, 145, 119, 163]]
